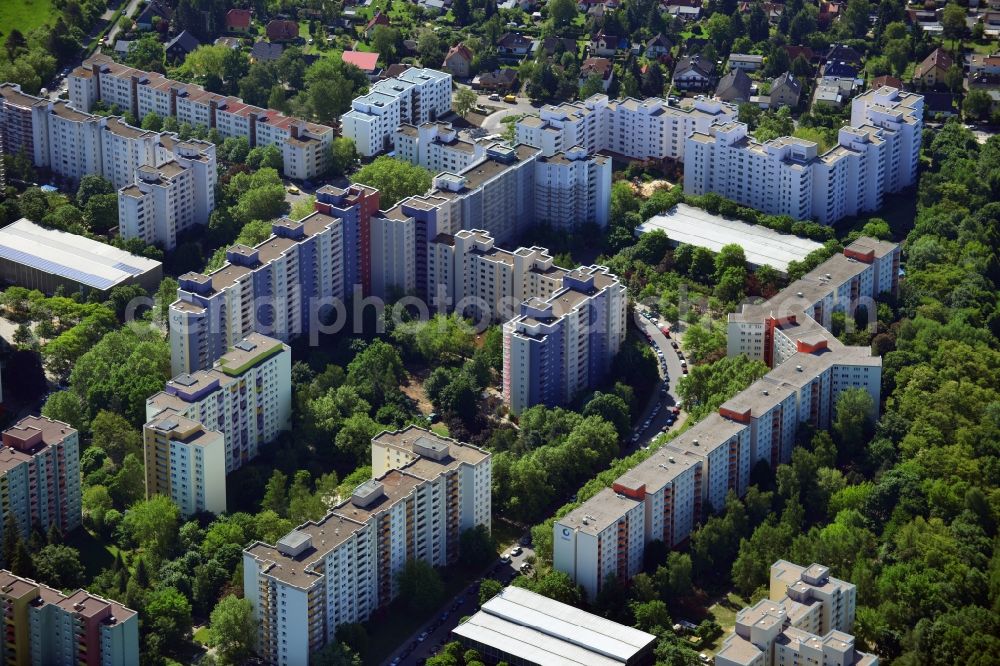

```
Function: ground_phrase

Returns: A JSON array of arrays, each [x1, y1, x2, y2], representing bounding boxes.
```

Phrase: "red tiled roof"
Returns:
[[445, 43, 473, 64], [342, 50, 380, 71], [915, 48, 953, 78], [226, 8, 251, 30], [266, 19, 298, 42]]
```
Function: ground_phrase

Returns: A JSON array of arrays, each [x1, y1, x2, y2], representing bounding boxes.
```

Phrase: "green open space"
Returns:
[[0, 0, 55, 38]]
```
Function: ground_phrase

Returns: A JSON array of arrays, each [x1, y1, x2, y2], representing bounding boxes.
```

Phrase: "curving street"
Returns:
[[628, 306, 689, 451]]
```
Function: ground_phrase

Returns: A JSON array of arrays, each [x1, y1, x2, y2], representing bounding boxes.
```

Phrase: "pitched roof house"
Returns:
[[580, 57, 614, 91], [225, 8, 252, 32], [715, 68, 752, 102], [443, 43, 473, 78], [913, 47, 953, 88], [266, 19, 299, 42], [672, 54, 714, 90]]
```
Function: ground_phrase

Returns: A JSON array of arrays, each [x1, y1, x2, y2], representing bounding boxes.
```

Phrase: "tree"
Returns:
[[478, 578, 504, 606], [209, 596, 256, 665], [77, 174, 115, 208], [548, 0, 578, 29], [941, 2, 967, 47], [459, 525, 496, 566], [312, 642, 362, 666], [964, 89, 992, 121], [146, 587, 192, 644], [84, 194, 119, 233], [454, 87, 478, 116], [371, 26, 402, 65], [33, 545, 84, 589], [633, 599, 672, 632], [396, 559, 445, 613], [262, 470, 289, 516], [580, 73, 605, 100], [127, 36, 166, 72], [328, 137, 358, 177], [353, 157, 433, 208], [582, 392, 630, 440], [121, 495, 180, 562], [832, 388, 875, 463], [90, 410, 141, 465], [747, 3, 770, 42]]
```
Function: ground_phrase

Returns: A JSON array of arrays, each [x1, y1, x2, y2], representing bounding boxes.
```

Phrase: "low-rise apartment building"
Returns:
[[68, 54, 334, 179], [515, 93, 738, 161], [715, 560, 874, 666], [243, 427, 491, 665], [148, 333, 291, 474], [0, 571, 139, 666], [0, 417, 81, 541], [553, 240, 897, 597], [341, 68, 452, 157]]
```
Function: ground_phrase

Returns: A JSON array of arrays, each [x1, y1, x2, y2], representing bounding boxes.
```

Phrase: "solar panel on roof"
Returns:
[[0, 246, 116, 290], [112, 262, 144, 276]]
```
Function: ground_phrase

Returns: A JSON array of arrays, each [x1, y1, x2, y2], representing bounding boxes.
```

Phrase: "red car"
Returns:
[[660, 326, 671, 338]]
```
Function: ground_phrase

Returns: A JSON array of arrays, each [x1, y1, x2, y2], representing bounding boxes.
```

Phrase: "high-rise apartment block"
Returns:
[[684, 87, 922, 225], [143, 410, 226, 516], [243, 427, 491, 665], [313, 183, 380, 297], [46, 102, 104, 186], [503, 265, 627, 415], [715, 560, 874, 666], [0, 570, 139, 666], [515, 94, 738, 161], [169, 209, 347, 375], [341, 68, 452, 157], [0, 417, 81, 540], [533, 147, 611, 228], [148, 333, 291, 472], [554, 239, 896, 598], [0, 83, 50, 167], [68, 54, 333, 180]]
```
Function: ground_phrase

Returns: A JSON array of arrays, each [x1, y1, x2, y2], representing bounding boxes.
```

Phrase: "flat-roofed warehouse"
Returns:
[[0, 218, 162, 295], [636, 203, 823, 274], [452, 585, 657, 666]]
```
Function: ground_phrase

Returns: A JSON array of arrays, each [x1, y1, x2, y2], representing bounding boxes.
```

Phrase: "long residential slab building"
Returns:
[[0, 83, 217, 250], [684, 87, 923, 225], [0, 570, 139, 666], [516, 93, 738, 162], [145, 333, 291, 515], [716, 560, 876, 666], [554, 238, 899, 599], [243, 427, 491, 666], [67, 54, 334, 180]]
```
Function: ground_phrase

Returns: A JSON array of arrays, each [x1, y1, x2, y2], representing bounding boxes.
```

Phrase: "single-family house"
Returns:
[[363, 12, 390, 40], [728, 53, 764, 72], [812, 83, 844, 107], [165, 30, 200, 62], [822, 60, 858, 78], [497, 32, 534, 58], [969, 53, 1000, 76], [767, 71, 802, 107], [913, 47, 953, 87], [135, 0, 171, 30], [342, 50, 381, 78], [870, 75, 903, 90], [580, 57, 614, 91], [251, 41, 284, 62], [114, 40, 133, 58], [672, 54, 714, 91], [443, 43, 473, 78], [266, 19, 299, 42], [473, 68, 518, 91], [539, 37, 579, 58], [225, 8, 252, 33], [715, 68, 752, 102], [590, 31, 628, 56], [923, 91, 958, 116], [824, 44, 863, 67], [645, 33, 673, 59], [785, 45, 816, 64]]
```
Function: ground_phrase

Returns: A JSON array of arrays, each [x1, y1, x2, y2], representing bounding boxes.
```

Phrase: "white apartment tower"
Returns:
[[342, 68, 453, 157], [143, 410, 227, 516], [533, 147, 611, 228], [243, 427, 491, 665], [394, 122, 487, 173], [46, 102, 103, 186]]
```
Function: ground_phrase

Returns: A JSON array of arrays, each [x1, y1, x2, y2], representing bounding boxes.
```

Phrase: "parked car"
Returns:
[[504, 94, 516, 102], [519, 535, 532, 546], [500, 553, 511, 563], [418, 632, 429, 642], [510, 546, 522, 556], [489, 93, 501, 101], [671, 341, 679, 349]]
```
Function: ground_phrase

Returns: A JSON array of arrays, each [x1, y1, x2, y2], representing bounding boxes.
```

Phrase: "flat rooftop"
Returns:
[[557, 487, 640, 536], [637, 204, 823, 273], [0, 219, 161, 291], [453, 586, 656, 666]]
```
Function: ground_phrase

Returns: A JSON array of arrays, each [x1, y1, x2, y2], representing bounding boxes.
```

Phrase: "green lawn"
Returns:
[[704, 591, 749, 654], [430, 422, 450, 437], [193, 626, 211, 645], [0, 0, 55, 38]]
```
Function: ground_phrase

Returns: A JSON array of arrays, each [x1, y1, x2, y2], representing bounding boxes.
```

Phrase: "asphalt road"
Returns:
[[384, 544, 536, 666], [628, 307, 689, 451], [475, 94, 539, 133]]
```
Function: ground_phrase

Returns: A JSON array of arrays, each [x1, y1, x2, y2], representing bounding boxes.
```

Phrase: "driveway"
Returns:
[[384, 543, 536, 666], [627, 307, 689, 452], [476, 94, 539, 133]]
